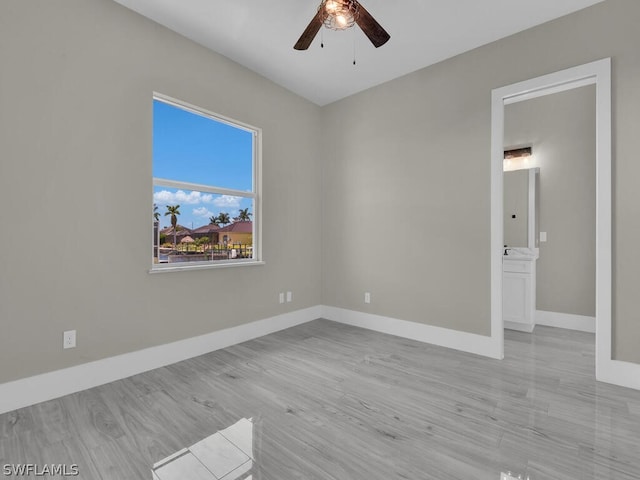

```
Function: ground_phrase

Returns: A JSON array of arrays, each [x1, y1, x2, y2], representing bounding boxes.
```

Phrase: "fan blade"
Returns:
[[294, 11, 323, 50], [355, 1, 390, 48]]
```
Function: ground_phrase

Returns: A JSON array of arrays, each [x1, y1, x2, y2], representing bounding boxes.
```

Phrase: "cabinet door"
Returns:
[[503, 271, 531, 325]]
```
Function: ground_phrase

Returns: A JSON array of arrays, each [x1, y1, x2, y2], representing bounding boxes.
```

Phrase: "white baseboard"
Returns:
[[0, 306, 322, 415], [598, 358, 640, 391], [504, 320, 535, 333], [536, 310, 596, 333], [322, 306, 501, 360]]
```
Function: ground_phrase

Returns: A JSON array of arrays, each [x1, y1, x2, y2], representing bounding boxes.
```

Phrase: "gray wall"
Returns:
[[505, 87, 596, 318], [503, 170, 530, 248], [2, 0, 640, 384], [0, 0, 323, 383], [322, 0, 640, 362]]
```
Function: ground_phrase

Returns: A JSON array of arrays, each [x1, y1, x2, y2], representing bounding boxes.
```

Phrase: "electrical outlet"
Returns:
[[279, 293, 285, 304], [63, 330, 76, 349], [540, 231, 547, 242], [286, 291, 292, 303], [364, 292, 371, 304]]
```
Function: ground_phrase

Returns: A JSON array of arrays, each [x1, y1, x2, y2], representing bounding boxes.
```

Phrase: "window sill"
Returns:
[[149, 260, 265, 274]]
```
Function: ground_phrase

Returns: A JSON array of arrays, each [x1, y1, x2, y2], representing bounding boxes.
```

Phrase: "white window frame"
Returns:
[[150, 93, 263, 273]]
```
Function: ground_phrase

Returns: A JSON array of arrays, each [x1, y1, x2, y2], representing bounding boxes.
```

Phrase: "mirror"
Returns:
[[503, 167, 539, 249]]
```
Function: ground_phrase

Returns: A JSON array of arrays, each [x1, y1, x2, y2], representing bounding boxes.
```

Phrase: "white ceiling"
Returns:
[[113, 0, 604, 106]]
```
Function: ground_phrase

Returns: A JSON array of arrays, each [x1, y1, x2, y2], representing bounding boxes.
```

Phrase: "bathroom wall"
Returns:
[[504, 86, 596, 318]]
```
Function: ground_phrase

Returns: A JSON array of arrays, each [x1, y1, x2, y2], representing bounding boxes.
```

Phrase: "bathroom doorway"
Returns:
[[489, 59, 616, 385], [502, 86, 596, 374], [503, 85, 596, 334]]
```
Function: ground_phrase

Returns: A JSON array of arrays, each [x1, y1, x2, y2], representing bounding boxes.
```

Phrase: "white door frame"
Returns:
[[489, 58, 638, 390]]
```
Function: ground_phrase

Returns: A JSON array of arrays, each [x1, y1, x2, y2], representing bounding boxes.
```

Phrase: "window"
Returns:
[[152, 94, 261, 270]]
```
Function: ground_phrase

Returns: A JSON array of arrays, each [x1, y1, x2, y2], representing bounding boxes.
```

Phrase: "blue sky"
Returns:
[[153, 99, 254, 229]]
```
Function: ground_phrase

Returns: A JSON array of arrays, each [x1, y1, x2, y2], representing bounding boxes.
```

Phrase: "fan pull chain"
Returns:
[[321, 28, 324, 48], [352, 27, 357, 65]]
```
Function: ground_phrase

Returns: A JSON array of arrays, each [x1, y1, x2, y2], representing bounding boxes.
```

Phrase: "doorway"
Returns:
[[489, 59, 613, 383]]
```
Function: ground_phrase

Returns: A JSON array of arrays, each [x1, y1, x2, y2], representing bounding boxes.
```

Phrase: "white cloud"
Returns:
[[213, 195, 242, 209], [153, 190, 214, 205], [193, 207, 214, 218]]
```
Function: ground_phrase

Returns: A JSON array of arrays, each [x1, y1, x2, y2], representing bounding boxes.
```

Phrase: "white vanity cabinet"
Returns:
[[503, 256, 536, 332]]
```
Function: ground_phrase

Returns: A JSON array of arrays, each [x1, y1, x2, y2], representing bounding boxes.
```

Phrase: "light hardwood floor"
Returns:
[[1, 320, 639, 479]]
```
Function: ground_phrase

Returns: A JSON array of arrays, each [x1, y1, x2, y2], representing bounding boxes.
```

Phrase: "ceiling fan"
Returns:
[[294, 0, 390, 51]]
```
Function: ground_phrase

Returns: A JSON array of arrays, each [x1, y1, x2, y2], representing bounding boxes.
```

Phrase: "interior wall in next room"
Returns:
[[504, 86, 596, 318]]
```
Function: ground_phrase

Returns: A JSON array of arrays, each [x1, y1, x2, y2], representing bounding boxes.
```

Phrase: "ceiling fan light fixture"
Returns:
[[293, 0, 390, 51], [325, 0, 338, 13], [320, 0, 358, 31]]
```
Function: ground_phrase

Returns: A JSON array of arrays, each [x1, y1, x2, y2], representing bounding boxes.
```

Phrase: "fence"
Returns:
[[163, 244, 252, 263]]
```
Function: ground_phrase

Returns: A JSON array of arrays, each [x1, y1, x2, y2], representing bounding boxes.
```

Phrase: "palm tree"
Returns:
[[165, 205, 181, 248], [217, 212, 231, 226], [209, 215, 220, 226], [237, 208, 252, 222], [153, 204, 161, 260]]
